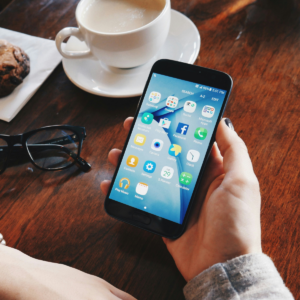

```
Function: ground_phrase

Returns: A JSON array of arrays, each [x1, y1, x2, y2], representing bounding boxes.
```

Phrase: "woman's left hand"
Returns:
[[0, 245, 136, 300]]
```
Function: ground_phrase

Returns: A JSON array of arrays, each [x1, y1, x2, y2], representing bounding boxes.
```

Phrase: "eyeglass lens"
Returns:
[[26, 129, 80, 170], [0, 138, 8, 172]]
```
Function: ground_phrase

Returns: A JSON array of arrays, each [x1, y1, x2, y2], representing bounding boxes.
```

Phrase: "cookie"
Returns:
[[0, 40, 30, 97]]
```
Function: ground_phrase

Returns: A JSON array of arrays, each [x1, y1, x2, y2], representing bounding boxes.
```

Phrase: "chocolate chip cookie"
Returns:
[[0, 40, 30, 97]]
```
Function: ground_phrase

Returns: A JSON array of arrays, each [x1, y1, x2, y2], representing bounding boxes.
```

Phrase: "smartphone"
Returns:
[[105, 59, 233, 238]]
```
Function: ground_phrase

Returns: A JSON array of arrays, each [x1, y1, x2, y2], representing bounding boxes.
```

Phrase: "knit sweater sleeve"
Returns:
[[183, 253, 294, 300]]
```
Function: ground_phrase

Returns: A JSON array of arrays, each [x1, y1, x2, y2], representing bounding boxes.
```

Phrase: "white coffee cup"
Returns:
[[55, 0, 170, 68]]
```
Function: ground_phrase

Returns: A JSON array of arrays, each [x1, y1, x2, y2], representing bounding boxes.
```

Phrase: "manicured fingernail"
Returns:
[[225, 118, 234, 131]]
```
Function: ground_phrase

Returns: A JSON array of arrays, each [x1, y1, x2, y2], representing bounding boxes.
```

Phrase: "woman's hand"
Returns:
[[101, 117, 262, 282], [0, 245, 136, 300]]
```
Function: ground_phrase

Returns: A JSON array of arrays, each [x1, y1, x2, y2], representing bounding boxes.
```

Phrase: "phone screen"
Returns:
[[109, 73, 227, 224]]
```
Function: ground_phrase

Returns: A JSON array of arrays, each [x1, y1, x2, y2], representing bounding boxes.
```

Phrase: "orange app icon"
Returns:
[[126, 155, 139, 167]]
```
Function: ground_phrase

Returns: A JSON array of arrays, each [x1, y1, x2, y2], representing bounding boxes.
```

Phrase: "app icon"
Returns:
[[161, 166, 174, 179], [169, 144, 182, 157], [159, 118, 171, 129], [126, 155, 139, 167], [143, 161, 156, 173], [134, 133, 146, 146], [141, 112, 154, 125], [166, 96, 178, 108], [151, 139, 164, 151], [176, 122, 189, 135], [149, 92, 161, 103], [179, 172, 193, 185], [136, 182, 148, 195], [119, 178, 130, 189], [187, 150, 200, 162], [184, 101, 197, 113], [194, 127, 208, 140], [202, 105, 215, 118]]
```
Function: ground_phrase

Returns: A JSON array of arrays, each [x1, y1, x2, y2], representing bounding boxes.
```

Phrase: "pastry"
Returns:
[[0, 40, 30, 97]]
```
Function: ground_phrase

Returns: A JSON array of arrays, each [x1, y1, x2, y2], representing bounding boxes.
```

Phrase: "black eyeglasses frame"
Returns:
[[0, 125, 91, 174]]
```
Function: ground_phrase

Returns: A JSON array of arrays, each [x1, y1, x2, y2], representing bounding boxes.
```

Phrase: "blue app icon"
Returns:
[[143, 161, 156, 173], [176, 122, 189, 135]]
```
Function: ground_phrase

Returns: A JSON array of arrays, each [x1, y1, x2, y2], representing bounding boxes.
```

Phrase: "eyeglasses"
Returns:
[[0, 125, 91, 174]]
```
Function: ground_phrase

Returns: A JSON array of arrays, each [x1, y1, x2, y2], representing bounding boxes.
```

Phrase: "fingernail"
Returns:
[[225, 118, 234, 131]]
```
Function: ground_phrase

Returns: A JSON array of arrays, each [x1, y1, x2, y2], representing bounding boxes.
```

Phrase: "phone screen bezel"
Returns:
[[105, 59, 233, 238]]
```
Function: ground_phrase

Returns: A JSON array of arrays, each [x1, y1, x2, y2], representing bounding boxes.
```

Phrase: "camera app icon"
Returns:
[[151, 139, 164, 151]]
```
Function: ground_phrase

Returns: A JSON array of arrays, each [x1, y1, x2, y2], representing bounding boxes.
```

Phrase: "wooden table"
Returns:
[[0, 0, 299, 298]]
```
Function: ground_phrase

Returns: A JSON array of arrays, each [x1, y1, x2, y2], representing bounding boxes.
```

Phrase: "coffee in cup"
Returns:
[[81, 0, 165, 34], [56, 0, 170, 68]]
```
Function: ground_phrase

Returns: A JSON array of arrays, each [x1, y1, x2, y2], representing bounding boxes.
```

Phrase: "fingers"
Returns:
[[100, 180, 111, 195], [108, 117, 133, 165], [108, 149, 122, 166], [101, 118, 133, 196], [185, 142, 224, 227], [210, 142, 223, 163], [216, 118, 257, 181], [102, 149, 122, 195], [123, 117, 134, 132], [107, 118, 133, 166]]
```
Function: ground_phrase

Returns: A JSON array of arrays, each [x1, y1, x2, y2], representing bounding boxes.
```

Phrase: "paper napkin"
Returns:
[[0, 28, 62, 122]]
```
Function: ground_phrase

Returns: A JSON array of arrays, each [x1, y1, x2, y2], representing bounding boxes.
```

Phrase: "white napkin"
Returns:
[[0, 28, 62, 122]]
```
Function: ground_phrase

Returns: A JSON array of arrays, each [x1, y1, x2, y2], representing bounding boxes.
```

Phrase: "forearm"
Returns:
[[184, 253, 294, 300], [0, 246, 37, 300]]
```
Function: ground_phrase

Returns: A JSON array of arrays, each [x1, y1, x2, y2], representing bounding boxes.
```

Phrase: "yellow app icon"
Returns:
[[126, 155, 139, 167], [119, 178, 130, 189], [134, 134, 146, 146]]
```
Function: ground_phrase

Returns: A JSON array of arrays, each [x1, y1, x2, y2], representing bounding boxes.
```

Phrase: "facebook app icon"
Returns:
[[176, 123, 189, 135]]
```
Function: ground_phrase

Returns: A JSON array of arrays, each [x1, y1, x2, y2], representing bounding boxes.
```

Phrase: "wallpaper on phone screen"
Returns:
[[109, 73, 227, 224]]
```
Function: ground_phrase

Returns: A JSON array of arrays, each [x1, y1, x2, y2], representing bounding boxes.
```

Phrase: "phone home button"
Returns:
[[131, 212, 151, 225]]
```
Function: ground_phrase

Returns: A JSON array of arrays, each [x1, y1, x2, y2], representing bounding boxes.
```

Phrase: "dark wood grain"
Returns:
[[0, 0, 12, 11], [0, 0, 299, 299]]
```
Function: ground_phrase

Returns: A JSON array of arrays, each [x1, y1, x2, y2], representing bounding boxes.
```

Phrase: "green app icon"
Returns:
[[179, 172, 193, 185], [194, 127, 208, 140], [141, 112, 154, 124]]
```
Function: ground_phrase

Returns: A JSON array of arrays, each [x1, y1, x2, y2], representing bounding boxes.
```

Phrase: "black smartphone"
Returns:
[[105, 59, 233, 238]]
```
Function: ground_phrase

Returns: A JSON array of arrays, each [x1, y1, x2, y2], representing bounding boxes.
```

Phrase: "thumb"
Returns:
[[216, 118, 257, 182]]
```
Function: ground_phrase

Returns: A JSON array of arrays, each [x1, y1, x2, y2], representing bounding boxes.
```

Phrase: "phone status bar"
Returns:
[[195, 84, 225, 94]]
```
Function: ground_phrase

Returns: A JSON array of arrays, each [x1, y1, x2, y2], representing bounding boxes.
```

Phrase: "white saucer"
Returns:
[[62, 10, 200, 98]]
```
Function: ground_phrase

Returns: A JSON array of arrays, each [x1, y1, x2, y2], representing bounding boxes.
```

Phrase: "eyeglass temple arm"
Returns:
[[0, 143, 91, 172], [0, 135, 80, 153]]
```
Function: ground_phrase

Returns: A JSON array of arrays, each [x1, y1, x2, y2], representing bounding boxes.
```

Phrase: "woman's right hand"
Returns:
[[162, 118, 262, 281], [0, 245, 136, 300]]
